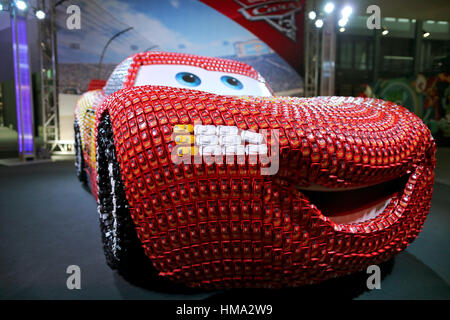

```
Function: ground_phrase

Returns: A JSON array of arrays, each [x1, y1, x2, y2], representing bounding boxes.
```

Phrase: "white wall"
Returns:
[[58, 93, 80, 141]]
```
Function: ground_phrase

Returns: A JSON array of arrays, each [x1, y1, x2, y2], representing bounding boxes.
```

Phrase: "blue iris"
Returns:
[[221, 75, 243, 90], [175, 72, 201, 87]]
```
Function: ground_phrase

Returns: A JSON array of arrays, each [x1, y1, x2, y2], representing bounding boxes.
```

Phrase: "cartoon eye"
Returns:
[[221, 76, 243, 90], [175, 72, 201, 87]]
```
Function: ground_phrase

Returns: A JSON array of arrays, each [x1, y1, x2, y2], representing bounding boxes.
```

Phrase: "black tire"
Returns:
[[96, 113, 150, 272], [74, 120, 88, 185]]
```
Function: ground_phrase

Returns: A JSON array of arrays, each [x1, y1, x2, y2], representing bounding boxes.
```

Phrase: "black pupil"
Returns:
[[182, 74, 196, 83], [227, 77, 238, 86]]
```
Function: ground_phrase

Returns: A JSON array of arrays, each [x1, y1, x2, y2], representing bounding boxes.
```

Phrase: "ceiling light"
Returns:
[[35, 10, 45, 20], [341, 5, 352, 18], [324, 2, 335, 14], [15, 0, 27, 11], [315, 19, 324, 28], [338, 18, 348, 27], [308, 11, 316, 20]]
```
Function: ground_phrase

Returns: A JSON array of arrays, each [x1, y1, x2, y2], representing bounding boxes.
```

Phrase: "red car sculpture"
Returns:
[[74, 51, 436, 289]]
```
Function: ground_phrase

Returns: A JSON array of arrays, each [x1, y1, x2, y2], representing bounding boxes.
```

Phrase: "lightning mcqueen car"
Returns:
[[74, 51, 436, 289]]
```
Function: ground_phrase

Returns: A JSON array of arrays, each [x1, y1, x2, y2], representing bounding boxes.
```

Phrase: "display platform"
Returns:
[[0, 159, 449, 300]]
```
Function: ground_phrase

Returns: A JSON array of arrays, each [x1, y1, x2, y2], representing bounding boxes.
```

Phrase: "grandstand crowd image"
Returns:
[[0, 0, 449, 310]]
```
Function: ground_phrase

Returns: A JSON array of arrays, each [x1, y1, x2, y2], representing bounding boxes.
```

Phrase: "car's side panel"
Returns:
[[74, 89, 106, 195]]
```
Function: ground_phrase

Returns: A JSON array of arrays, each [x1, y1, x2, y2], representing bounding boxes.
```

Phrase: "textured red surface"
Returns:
[[77, 52, 272, 200], [96, 85, 436, 289], [87, 79, 107, 91]]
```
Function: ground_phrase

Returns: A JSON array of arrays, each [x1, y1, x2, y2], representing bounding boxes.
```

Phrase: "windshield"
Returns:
[[133, 64, 272, 97]]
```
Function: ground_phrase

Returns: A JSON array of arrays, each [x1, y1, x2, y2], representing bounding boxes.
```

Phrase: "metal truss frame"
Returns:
[[39, 0, 74, 155], [304, 0, 319, 97], [320, 14, 336, 96]]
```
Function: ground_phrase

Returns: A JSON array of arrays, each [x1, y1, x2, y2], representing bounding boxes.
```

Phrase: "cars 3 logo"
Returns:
[[235, 0, 302, 41]]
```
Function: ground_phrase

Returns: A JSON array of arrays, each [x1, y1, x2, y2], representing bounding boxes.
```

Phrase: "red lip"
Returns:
[[94, 86, 436, 288]]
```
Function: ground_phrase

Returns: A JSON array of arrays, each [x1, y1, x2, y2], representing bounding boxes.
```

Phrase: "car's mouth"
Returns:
[[297, 174, 411, 225]]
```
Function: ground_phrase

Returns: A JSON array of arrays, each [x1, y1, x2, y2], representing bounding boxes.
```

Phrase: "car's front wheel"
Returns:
[[96, 113, 149, 272]]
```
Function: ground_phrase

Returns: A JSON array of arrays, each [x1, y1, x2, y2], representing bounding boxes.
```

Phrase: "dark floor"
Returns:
[[0, 160, 449, 300]]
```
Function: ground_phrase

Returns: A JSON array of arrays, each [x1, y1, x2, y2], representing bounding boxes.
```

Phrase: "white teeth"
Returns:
[[223, 145, 246, 155], [245, 144, 268, 155], [199, 145, 222, 156], [194, 125, 216, 135], [192, 124, 268, 156], [241, 130, 263, 144], [217, 125, 238, 136], [219, 135, 242, 146], [196, 135, 219, 146]]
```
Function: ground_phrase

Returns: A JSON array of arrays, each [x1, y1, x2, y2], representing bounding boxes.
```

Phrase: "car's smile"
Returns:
[[298, 174, 410, 225]]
